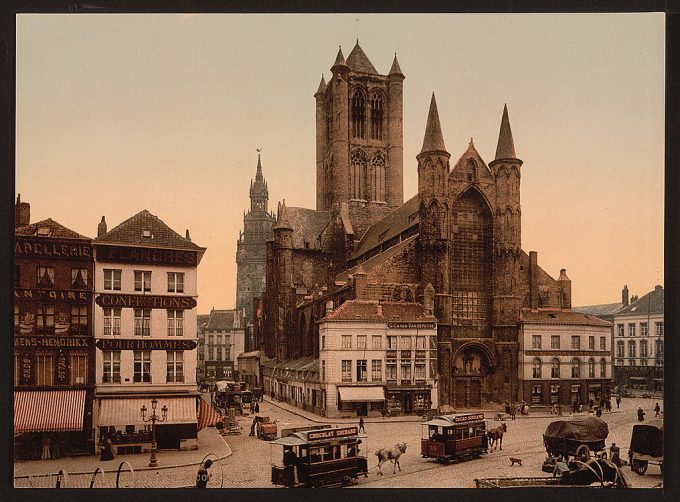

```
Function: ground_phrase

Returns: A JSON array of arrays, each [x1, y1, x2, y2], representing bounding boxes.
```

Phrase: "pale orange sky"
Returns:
[[15, 13, 664, 313]]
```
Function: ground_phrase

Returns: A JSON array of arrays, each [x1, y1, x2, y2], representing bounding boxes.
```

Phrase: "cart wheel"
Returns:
[[632, 460, 648, 475], [575, 445, 591, 461]]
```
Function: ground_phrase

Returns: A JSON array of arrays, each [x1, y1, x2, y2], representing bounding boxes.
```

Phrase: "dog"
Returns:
[[509, 457, 523, 466], [495, 413, 506, 421]]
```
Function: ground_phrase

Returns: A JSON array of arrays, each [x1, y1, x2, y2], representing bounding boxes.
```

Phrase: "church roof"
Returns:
[[346, 41, 379, 75], [95, 209, 204, 251], [389, 53, 404, 77], [285, 207, 330, 249], [520, 309, 612, 327], [331, 46, 349, 71], [315, 74, 327, 95], [338, 235, 417, 283], [197, 314, 211, 328], [205, 309, 236, 331], [15, 218, 90, 240], [420, 93, 447, 154], [452, 138, 492, 175], [616, 286, 664, 317], [324, 300, 436, 323], [351, 195, 419, 260], [494, 103, 517, 160]]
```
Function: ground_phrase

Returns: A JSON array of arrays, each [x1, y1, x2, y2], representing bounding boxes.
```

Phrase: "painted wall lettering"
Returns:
[[95, 294, 196, 310]]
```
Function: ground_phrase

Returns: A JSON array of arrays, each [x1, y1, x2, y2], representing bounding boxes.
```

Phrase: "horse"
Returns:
[[488, 423, 508, 451], [375, 443, 407, 475]]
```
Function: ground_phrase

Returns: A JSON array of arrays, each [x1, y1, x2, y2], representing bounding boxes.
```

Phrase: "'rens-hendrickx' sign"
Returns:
[[96, 338, 197, 351], [96, 294, 196, 309], [95, 244, 197, 267]]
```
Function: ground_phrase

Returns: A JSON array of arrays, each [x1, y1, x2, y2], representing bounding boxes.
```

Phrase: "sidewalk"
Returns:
[[13, 426, 231, 478], [263, 396, 622, 424]]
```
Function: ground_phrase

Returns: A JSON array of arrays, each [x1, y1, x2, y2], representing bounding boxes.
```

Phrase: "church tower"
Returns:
[[236, 152, 276, 331], [315, 42, 405, 239]]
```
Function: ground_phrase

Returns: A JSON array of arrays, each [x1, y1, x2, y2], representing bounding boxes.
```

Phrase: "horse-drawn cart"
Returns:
[[543, 416, 608, 463], [629, 419, 663, 475]]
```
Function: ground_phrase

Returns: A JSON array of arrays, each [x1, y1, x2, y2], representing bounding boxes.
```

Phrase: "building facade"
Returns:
[[196, 314, 210, 382], [612, 285, 664, 393], [13, 196, 96, 458], [199, 308, 246, 382], [92, 210, 205, 453], [519, 309, 612, 407], [235, 153, 275, 344], [256, 42, 574, 410]]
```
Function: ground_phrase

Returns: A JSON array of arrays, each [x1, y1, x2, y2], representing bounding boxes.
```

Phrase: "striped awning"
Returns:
[[98, 396, 197, 426], [14, 390, 86, 434], [197, 398, 222, 432], [338, 386, 385, 402]]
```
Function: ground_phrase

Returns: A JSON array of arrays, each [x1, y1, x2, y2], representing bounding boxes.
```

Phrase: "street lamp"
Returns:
[[141, 398, 168, 467]]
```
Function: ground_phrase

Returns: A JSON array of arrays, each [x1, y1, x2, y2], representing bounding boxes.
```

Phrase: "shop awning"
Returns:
[[14, 390, 86, 434], [98, 396, 197, 426], [338, 386, 385, 402]]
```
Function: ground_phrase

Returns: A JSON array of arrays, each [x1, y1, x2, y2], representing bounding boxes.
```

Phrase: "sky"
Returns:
[[15, 13, 664, 313]]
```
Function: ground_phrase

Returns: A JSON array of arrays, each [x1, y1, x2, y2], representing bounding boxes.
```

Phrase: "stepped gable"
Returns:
[[351, 195, 419, 260], [16, 218, 90, 240], [95, 209, 202, 250]]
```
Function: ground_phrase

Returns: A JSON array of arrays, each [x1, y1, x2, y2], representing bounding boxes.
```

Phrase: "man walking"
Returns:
[[359, 417, 365, 433], [654, 402, 661, 417], [637, 406, 645, 422], [616, 396, 621, 409]]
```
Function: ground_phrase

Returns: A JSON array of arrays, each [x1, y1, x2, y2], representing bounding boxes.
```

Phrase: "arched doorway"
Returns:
[[451, 344, 494, 408]]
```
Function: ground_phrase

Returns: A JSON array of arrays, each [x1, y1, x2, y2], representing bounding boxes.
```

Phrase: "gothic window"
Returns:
[[350, 149, 367, 200], [551, 358, 560, 378], [371, 154, 386, 202], [370, 93, 383, 140], [466, 159, 477, 182], [351, 90, 366, 139]]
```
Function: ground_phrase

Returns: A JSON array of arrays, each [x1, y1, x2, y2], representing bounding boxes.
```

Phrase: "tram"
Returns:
[[421, 413, 488, 462], [270, 426, 368, 487]]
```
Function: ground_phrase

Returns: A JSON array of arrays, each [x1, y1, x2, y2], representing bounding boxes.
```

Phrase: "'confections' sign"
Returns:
[[96, 294, 196, 310]]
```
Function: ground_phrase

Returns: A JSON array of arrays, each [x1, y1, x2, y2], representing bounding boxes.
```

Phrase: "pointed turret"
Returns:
[[273, 200, 293, 231], [315, 74, 327, 96], [494, 103, 517, 160], [389, 53, 404, 78], [256, 151, 263, 181], [97, 216, 107, 237], [331, 46, 349, 74], [420, 93, 447, 154]]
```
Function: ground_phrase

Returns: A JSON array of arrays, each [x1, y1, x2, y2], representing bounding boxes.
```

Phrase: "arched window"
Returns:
[[466, 158, 477, 182], [371, 93, 383, 140], [588, 358, 595, 378], [350, 149, 367, 200], [600, 358, 606, 378], [551, 358, 560, 378], [371, 154, 386, 202], [571, 358, 581, 378], [351, 90, 366, 139], [532, 358, 542, 379]]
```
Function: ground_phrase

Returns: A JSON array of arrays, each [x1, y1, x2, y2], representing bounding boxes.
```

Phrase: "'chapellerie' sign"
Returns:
[[96, 294, 196, 310], [96, 338, 197, 351]]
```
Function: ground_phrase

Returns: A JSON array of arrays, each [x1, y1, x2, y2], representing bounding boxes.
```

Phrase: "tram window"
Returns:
[[322, 446, 333, 461], [446, 428, 454, 437], [469, 427, 474, 437], [347, 444, 357, 457], [455, 429, 464, 440], [300, 446, 308, 458], [334, 445, 342, 460], [310, 447, 322, 463]]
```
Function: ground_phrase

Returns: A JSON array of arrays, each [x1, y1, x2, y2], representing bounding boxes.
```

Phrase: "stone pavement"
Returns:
[[13, 426, 231, 488]]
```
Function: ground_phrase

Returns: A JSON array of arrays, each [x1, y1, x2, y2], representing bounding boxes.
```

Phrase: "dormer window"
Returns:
[[142, 228, 152, 238], [36, 227, 51, 237]]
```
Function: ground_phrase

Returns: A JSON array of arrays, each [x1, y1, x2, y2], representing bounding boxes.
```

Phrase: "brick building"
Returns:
[[13, 195, 96, 458], [256, 42, 574, 409]]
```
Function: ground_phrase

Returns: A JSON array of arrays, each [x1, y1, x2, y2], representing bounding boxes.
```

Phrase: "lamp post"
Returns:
[[141, 398, 168, 467]]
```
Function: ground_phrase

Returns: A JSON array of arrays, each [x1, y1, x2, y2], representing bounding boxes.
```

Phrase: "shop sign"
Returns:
[[15, 336, 90, 348], [15, 289, 90, 302], [21, 354, 32, 385], [95, 244, 197, 266], [15, 240, 91, 259], [453, 413, 485, 423], [96, 294, 196, 310], [387, 322, 436, 329], [56, 353, 68, 384], [307, 427, 358, 441], [96, 338, 197, 351]]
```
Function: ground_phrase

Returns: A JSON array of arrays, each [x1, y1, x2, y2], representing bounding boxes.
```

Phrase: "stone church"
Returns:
[[255, 42, 571, 408]]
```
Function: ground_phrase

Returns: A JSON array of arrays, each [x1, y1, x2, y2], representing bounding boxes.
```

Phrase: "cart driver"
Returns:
[[283, 446, 299, 485]]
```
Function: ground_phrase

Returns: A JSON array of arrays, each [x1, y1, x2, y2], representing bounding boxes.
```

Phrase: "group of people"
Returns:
[[637, 402, 662, 421], [503, 401, 528, 419]]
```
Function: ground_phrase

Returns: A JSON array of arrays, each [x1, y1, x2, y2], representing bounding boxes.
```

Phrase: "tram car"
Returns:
[[270, 426, 368, 487], [421, 413, 488, 462]]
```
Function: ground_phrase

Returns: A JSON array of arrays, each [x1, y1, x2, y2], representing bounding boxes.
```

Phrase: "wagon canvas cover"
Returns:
[[544, 416, 609, 441], [630, 420, 663, 458]]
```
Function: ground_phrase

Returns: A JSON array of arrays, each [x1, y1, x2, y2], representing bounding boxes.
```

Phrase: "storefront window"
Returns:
[[35, 354, 53, 385], [70, 354, 87, 385]]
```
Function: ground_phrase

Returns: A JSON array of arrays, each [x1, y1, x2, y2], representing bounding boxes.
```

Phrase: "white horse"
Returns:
[[375, 442, 407, 475]]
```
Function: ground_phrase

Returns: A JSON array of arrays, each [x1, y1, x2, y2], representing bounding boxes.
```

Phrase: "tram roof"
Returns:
[[422, 413, 486, 427]]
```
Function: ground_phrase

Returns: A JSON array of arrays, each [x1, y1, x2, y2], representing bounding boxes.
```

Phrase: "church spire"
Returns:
[[331, 46, 349, 73], [494, 103, 517, 160], [315, 74, 327, 96], [389, 52, 404, 78], [256, 149, 263, 181], [420, 93, 447, 154]]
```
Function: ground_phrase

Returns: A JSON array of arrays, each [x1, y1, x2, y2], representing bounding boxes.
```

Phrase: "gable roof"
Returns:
[[286, 207, 330, 249], [15, 218, 90, 240], [451, 139, 493, 179], [324, 300, 436, 323], [572, 303, 623, 318], [351, 195, 419, 260], [197, 314, 211, 328], [95, 209, 203, 251], [338, 235, 417, 283], [205, 310, 236, 331], [616, 286, 664, 317], [520, 309, 612, 327], [346, 42, 379, 75]]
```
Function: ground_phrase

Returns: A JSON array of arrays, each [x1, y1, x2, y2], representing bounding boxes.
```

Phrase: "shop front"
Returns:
[[96, 395, 198, 454], [549, 383, 561, 404], [14, 389, 88, 460], [337, 386, 385, 417], [386, 385, 433, 416]]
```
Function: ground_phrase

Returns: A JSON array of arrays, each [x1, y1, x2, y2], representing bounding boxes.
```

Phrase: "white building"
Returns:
[[92, 210, 205, 453], [199, 308, 246, 381], [519, 309, 612, 407]]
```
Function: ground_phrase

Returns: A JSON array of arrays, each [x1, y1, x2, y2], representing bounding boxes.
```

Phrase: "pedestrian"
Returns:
[[358, 417, 365, 433], [381, 408, 386, 419], [595, 407, 602, 418], [572, 401, 578, 414], [250, 417, 257, 437], [505, 401, 511, 415], [510, 403, 516, 420], [654, 402, 661, 417], [609, 443, 621, 468], [550, 403, 557, 415], [254, 401, 260, 414], [637, 406, 645, 422], [196, 459, 213, 488], [616, 396, 621, 409]]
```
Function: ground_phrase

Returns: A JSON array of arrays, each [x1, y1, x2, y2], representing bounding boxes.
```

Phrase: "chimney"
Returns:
[[529, 251, 538, 309], [655, 285, 663, 292], [325, 300, 334, 316], [97, 216, 107, 237], [631, 295, 638, 303], [185, 229, 191, 241], [424, 283, 435, 316], [353, 263, 367, 300], [557, 269, 571, 309], [622, 285, 629, 307], [15, 194, 30, 228]]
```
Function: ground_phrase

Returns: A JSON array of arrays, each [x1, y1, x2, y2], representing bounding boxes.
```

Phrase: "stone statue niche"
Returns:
[[453, 349, 488, 375]]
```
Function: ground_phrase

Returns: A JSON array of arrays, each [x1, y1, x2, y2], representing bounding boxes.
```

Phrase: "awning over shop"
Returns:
[[98, 396, 197, 427], [338, 386, 385, 402], [14, 390, 86, 434]]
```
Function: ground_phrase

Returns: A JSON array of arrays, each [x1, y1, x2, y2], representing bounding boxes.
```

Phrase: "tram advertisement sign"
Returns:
[[307, 427, 358, 441]]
